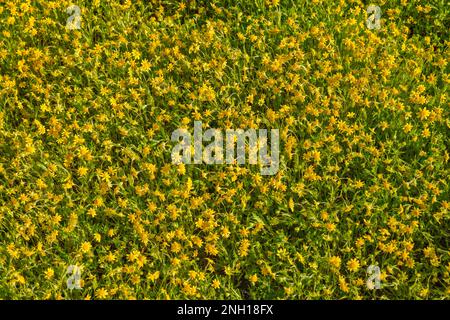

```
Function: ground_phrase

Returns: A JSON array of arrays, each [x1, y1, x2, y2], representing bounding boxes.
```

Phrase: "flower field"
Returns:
[[0, 0, 449, 299]]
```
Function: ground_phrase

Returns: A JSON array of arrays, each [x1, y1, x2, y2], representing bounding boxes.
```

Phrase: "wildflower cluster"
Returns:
[[0, 0, 448, 299]]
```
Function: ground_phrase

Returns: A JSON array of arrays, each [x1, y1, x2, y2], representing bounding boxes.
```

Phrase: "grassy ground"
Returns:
[[0, 0, 449, 299]]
